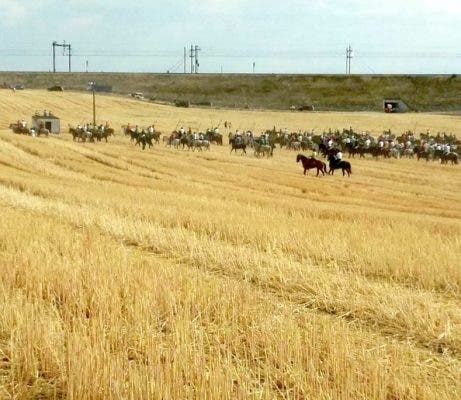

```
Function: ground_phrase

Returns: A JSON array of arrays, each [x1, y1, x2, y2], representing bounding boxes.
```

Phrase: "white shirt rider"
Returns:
[[336, 151, 343, 161]]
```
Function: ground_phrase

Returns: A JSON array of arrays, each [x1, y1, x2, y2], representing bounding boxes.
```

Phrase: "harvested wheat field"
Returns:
[[0, 90, 460, 399]]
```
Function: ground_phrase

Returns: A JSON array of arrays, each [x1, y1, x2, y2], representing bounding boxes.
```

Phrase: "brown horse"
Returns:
[[296, 154, 327, 176]]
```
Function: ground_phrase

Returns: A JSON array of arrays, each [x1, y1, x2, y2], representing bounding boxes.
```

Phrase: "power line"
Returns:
[[0, 49, 460, 59]]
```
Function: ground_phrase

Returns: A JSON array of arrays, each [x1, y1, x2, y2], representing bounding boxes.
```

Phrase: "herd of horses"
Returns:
[[8, 121, 459, 179], [9, 123, 49, 137], [69, 126, 115, 142]]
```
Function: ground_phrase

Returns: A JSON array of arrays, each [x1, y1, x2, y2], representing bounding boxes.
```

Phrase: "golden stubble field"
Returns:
[[0, 90, 460, 399]]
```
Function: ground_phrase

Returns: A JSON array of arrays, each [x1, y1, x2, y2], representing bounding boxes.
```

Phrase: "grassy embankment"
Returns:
[[1, 71, 460, 111]]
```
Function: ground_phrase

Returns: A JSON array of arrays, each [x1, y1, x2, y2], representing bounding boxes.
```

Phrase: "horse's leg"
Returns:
[[304, 168, 306, 175]]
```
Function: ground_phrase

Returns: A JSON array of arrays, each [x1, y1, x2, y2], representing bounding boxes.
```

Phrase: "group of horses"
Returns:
[[162, 129, 225, 151], [229, 136, 275, 157], [296, 154, 352, 177], [164, 132, 211, 151], [332, 142, 458, 164], [9, 123, 49, 137], [69, 125, 115, 143], [251, 128, 459, 165], [121, 126, 162, 150]]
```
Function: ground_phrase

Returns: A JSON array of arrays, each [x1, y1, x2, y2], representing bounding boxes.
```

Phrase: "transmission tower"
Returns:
[[194, 45, 200, 73], [188, 44, 201, 73], [190, 45, 194, 73], [52, 41, 72, 72], [346, 45, 353, 74]]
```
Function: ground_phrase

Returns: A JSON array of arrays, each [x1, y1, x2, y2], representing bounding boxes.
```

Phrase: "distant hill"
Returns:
[[0, 72, 460, 112]]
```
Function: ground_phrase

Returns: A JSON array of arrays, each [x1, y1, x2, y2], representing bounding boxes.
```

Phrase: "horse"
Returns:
[[254, 142, 273, 158], [230, 138, 247, 154], [346, 143, 366, 158], [416, 150, 431, 162], [327, 154, 352, 177], [319, 143, 340, 158], [151, 131, 161, 144], [288, 141, 301, 151], [36, 128, 49, 137], [296, 154, 327, 176], [441, 153, 459, 165]]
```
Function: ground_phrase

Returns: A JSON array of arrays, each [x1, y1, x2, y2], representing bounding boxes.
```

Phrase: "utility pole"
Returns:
[[89, 82, 96, 129], [183, 47, 186, 74], [52, 41, 72, 72], [194, 45, 200, 73], [52, 41, 56, 73], [253, 61, 255, 74], [190, 45, 194, 74], [68, 43, 71, 72], [346, 45, 353, 74]]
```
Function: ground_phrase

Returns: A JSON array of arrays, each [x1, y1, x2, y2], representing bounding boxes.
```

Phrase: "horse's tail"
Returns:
[[348, 163, 352, 174]]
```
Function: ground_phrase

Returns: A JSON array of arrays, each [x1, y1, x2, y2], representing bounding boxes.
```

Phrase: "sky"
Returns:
[[0, 0, 459, 74]]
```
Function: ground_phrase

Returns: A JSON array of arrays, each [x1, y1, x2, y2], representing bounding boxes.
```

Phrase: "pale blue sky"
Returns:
[[0, 0, 459, 73]]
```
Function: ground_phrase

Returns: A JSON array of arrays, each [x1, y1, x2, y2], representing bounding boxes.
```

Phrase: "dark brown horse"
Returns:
[[441, 153, 459, 165], [319, 143, 340, 158], [296, 154, 327, 176], [327, 154, 352, 177], [230, 138, 247, 154]]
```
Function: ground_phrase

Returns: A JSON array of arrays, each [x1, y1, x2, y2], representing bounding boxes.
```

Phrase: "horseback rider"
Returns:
[[335, 151, 343, 163], [235, 130, 241, 144]]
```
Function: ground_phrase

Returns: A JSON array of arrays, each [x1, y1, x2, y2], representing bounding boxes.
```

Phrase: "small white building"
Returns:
[[31, 111, 60, 133]]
